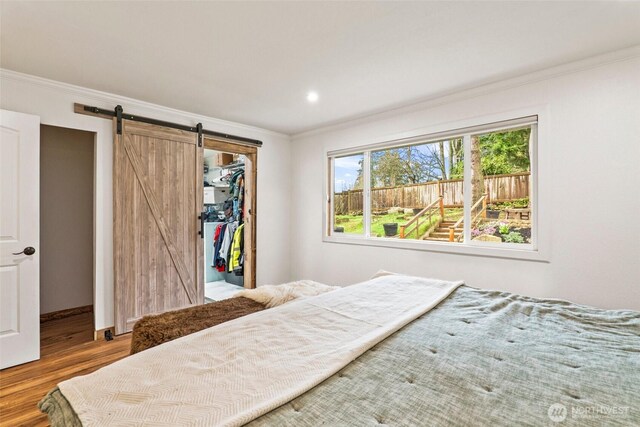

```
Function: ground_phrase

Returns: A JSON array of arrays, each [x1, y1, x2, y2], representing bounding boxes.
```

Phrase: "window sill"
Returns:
[[322, 235, 549, 262]]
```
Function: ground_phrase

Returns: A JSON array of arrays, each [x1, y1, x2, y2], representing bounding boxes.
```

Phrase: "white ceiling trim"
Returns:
[[292, 44, 640, 140], [0, 68, 288, 139]]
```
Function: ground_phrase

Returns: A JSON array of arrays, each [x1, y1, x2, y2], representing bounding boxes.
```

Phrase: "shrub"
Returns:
[[483, 226, 497, 236], [503, 231, 525, 243], [498, 222, 510, 235], [512, 198, 529, 208], [472, 222, 499, 237]]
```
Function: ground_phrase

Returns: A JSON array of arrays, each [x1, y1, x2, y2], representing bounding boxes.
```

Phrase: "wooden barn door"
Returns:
[[114, 120, 203, 334]]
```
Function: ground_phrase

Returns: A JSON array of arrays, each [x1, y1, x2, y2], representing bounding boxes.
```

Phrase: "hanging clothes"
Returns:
[[233, 199, 239, 219], [227, 170, 245, 223], [211, 223, 223, 268], [219, 222, 237, 264], [233, 174, 244, 198], [213, 223, 228, 272], [228, 224, 244, 273], [228, 170, 243, 195], [236, 175, 245, 223]]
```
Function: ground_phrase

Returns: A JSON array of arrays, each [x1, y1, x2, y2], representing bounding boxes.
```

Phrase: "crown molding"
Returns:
[[0, 68, 289, 139], [292, 44, 640, 140]]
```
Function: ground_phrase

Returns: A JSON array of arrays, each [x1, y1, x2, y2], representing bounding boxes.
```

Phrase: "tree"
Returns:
[[372, 150, 405, 187], [438, 141, 447, 180], [349, 129, 528, 196], [403, 146, 425, 184], [470, 135, 485, 203], [479, 128, 530, 175], [353, 158, 364, 190], [406, 143, 447, 182], [368, 142, 457, 187], [449, 138, 464, 179]]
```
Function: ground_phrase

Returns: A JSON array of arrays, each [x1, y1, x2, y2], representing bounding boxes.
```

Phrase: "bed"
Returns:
[[39, 274, 640, 426]]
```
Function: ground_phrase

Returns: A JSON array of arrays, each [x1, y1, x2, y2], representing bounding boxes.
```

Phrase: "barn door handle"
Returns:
[[13, 246, 36, 256], [198, 212, 205, 239]]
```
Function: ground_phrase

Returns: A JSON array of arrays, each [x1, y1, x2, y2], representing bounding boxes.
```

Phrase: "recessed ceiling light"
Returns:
[[307, 91, 319, 103]]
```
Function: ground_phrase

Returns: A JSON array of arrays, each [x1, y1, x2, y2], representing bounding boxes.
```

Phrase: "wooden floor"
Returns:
[[0, 314, 131, 426]]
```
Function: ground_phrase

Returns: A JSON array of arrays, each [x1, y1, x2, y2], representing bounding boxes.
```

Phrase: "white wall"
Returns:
[[0, 70, 292, 330], [290, 51, 640, 311], [40, 125, 95, 314]]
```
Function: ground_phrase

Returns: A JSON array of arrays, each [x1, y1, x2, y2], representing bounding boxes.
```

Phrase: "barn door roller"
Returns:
[[115, 105, 123, 135]]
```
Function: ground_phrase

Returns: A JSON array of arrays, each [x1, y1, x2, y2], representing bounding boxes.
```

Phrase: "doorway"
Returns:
[[39, 125, 95, 354], [202, 138, 257, 302], [203, 148, 246, 302]]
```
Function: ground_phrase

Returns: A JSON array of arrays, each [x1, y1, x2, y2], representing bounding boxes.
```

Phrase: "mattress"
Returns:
[[40, 284, 640, 426], [248, 286, 640, 426]]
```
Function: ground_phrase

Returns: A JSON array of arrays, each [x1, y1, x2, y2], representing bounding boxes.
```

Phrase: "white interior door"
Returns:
[[0, 109, 40, 369]]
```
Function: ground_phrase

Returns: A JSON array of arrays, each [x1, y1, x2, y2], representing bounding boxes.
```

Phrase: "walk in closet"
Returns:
[[73, 104, 259, 334], [202, 148, 251, 301]]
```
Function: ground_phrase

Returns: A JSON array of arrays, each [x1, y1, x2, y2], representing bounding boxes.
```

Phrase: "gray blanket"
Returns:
[[40, 286, 640, 426], [248, 286, 639, 426]]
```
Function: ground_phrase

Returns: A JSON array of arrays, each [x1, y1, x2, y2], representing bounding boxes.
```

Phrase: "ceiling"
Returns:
[[2, 2, 640, 135]]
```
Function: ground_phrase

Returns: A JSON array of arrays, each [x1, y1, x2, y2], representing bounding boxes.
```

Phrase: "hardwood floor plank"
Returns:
[[0, 314, 131, 427]]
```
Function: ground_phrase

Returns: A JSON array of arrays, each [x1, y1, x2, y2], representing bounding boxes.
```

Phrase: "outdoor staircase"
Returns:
[[423, 220, 463, 242]]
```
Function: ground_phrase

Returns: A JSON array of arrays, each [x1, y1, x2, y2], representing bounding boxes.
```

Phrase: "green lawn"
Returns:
[[335, 208, 463, 239]]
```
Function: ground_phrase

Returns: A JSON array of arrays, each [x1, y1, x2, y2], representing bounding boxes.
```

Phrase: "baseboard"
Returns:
[[40, 305, 93, 323], [94, 326, 116, 341]]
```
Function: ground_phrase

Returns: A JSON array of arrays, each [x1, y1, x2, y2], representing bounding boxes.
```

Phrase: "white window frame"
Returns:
[[323, 111, 548, 262]]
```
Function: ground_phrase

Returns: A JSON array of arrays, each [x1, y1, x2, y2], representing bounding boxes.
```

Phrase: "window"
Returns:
[[327, 116, 537, 255], [370, 139, 464, 241], [332, 153, 364, 235]]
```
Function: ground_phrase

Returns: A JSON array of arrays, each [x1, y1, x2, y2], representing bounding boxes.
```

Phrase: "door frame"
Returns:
[[203, 137, 257, 289]]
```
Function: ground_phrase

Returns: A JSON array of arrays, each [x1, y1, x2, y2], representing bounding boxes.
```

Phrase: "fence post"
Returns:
[[400, 226, 405, 239], [482, 193, 487, 219], [439, 196, 445, 219]]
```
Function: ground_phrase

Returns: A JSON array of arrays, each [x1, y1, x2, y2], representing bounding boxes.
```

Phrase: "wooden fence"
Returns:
[[334, 172, 530, 215]]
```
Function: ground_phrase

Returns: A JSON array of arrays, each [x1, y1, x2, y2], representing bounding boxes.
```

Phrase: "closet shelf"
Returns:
[[223, 163, 245, 172]]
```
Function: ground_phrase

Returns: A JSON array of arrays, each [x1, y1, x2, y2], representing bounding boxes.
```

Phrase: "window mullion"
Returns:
[[463, 134, 472, 243], [530, 123, 538, 249], [363, 151, 372, 238], [328, 157, 334, 236]]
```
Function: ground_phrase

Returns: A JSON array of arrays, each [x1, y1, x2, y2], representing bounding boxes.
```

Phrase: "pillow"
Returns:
[[370, 270, 401, 279], [236, 280, 339, 308]]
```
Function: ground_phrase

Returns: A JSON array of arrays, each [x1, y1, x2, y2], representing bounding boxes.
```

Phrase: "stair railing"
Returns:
[[448, 193, 487, 242], [448, 216, 464, 242], [400, 196, 444, 239], [470, 193, 488, 225]]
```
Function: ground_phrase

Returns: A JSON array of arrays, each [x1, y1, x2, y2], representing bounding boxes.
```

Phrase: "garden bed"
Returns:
[[472, 220, 531, 244]]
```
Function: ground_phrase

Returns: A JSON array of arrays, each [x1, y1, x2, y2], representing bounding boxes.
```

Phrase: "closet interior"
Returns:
[[203, 149, 247, 302]]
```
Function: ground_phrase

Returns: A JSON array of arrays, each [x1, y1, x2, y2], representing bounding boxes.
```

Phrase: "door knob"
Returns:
[[13, 247, 36, 256]]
